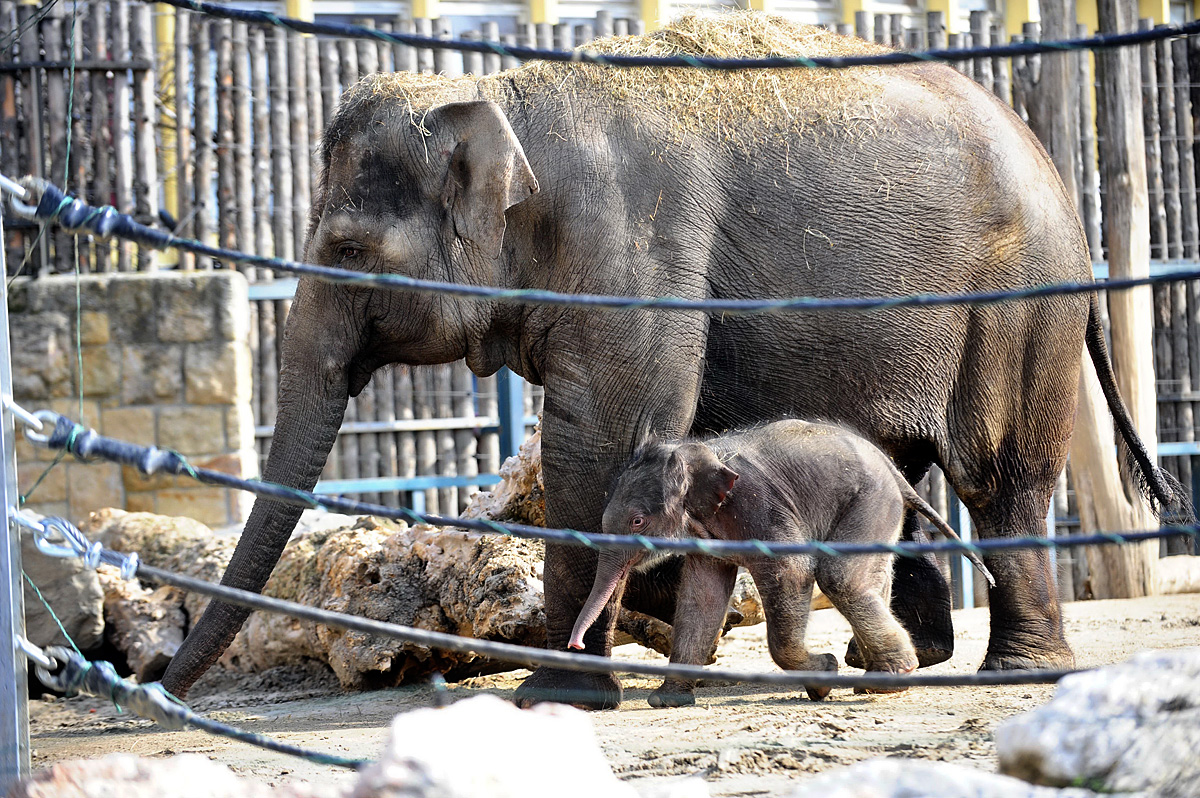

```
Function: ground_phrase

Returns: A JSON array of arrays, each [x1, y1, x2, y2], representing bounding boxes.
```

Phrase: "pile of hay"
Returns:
[[330, 12, 900, 159], [508, 12, 897, 149]]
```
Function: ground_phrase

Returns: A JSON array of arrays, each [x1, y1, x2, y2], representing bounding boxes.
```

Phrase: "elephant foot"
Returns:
[[514, 667, 622, 710], [648, 680, 696, 708], [846, 638, 951, 670], [804, 653, 839, 702], [854, 662, 917, 695], [980, 644, 1075, 672]]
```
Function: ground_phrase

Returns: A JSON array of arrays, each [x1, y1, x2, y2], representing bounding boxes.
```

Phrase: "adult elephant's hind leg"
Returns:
[[974, 485, 1073, 671], [943, 414, 1075, 670]]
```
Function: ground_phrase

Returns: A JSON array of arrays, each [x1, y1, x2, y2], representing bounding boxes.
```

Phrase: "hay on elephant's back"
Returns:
[[330, 12, 899, 154], [505, 12, 899, 148]]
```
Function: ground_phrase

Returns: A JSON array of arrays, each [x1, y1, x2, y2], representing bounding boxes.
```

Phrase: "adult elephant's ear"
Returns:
[[433, 100, 539, 261]]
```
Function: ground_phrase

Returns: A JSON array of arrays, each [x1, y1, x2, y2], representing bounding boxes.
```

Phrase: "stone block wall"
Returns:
[[10, 272, 256, 527]]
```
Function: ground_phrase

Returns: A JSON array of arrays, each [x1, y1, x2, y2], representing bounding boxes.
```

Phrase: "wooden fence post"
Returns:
[[131, 1, 158, 270], [192, 17, 214, 254], [175, 9, 194, 269], [1079, 0, 1159, 598], [232, 23, 253, 257]]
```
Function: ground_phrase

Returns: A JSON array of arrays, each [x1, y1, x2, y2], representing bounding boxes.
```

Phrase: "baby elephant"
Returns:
[[570, 420, 994, 708]]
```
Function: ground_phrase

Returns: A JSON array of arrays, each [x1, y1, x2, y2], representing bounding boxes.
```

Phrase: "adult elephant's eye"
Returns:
[[630, 515, 646, 531], [336, 243, 363, 263]]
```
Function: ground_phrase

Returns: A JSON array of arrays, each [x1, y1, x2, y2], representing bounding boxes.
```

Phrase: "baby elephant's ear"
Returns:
[[680, 443, 739, 518]]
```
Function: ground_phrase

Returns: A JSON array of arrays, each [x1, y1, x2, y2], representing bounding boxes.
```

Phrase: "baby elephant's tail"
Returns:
[[895, 479, 997, 588]]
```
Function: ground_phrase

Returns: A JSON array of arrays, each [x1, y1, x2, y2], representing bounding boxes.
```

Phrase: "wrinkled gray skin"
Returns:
[[160, 43, 1186, 706], [570, 421, 988, 707]]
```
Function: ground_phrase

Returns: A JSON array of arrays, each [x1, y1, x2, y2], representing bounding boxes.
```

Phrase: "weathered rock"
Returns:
[[8, 753, 341, 798], [615, 609, 675, 656], [995, 647, 1200, 798], [461, 426, 545, 527], [21, 519, 104, 652], [222, 517, 547, 687], [84, 507, 237, 626], [784, 759, 1118, 798], [97, 566, 185, 682], [350, 694, 703, 798]]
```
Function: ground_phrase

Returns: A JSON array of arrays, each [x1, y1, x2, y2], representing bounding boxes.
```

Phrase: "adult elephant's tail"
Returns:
[[1085, 293, 1194, 521]]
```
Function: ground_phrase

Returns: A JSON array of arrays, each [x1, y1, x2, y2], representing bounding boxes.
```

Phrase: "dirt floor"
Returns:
[[27, 593, 1200, 796]]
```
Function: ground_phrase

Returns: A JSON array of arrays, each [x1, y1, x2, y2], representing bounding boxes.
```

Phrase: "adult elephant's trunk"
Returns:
[[569, 549, 641, 650], [160, 283, 359, 698]]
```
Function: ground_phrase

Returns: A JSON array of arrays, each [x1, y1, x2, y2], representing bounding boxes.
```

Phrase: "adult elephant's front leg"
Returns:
[[513, 346, 704, 709]]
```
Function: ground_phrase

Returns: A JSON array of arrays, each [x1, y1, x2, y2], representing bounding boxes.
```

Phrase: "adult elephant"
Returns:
[[161, 14, 1184, 705]]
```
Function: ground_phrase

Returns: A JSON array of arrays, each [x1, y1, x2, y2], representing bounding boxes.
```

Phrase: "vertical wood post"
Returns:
[[0, 212, 30, 791], [175, 9, 194, 269], [112, 0, 133, 270], [88, 0, 113, 270], [1077, 23, 1103, 256], [288, 32, 310, 260], [131, 1, 158, 269], [192, 17, 214, 253], [969, 11, 992, 90], [232, 23, 253, 257], [481, 21, 501, 73], [215, 19, 235, 256], [1084, 0, 1159, 598]]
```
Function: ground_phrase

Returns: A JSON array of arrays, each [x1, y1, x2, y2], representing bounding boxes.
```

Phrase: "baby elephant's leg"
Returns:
[[749, 558, 839, 701], [818, 491, 918, 692], [650, 556, 739, 708], [820, 550, 918, 694]]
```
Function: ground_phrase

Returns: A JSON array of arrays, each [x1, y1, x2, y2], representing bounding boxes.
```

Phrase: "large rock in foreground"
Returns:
[[996, 647, 1200, 797], [783, 759, 1114, 798], [13, 697, 703, 798], [352, 695, 636, 798]]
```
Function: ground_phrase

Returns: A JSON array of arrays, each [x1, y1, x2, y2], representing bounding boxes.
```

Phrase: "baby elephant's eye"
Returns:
[[629, 515, 647, 531]]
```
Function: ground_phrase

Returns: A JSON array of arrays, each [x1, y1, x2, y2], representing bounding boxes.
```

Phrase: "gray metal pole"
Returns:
[[0, 211, 31, 789]]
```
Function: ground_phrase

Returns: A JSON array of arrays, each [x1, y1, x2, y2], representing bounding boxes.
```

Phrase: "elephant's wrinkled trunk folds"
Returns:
[[569, 549, 641, 650], [160, 288, 357, 698]]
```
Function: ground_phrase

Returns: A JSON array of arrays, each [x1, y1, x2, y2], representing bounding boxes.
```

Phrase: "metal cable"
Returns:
[[21, 516, 1081, 690], [5, 176, 1200, 318], [18, 407, 1200, 560], [34, 646, 368, 770], [148, 0, 1200, 70]]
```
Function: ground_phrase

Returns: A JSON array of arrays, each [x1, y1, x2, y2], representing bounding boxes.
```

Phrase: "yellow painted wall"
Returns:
[[641, 0, 669, 31], [1005, 0, 1037, 36], [840, 0, 868, 28], [412, 0, 440, 20], [285, 0, 314, 21], [1138, 0, 1170, 24], [530, 0, 557, 24]]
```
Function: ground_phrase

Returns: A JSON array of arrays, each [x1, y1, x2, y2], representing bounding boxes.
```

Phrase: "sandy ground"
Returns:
[[27, 593, 1200, 796]]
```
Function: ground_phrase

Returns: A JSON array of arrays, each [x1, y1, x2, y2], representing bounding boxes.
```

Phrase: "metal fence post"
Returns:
[[496, 367, 525, 463], [947, 489, 975, 611], [0, 212, 30, 790]]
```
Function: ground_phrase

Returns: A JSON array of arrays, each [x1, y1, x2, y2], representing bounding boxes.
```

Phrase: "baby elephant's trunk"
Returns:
[[569, 550, 639, 650]]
